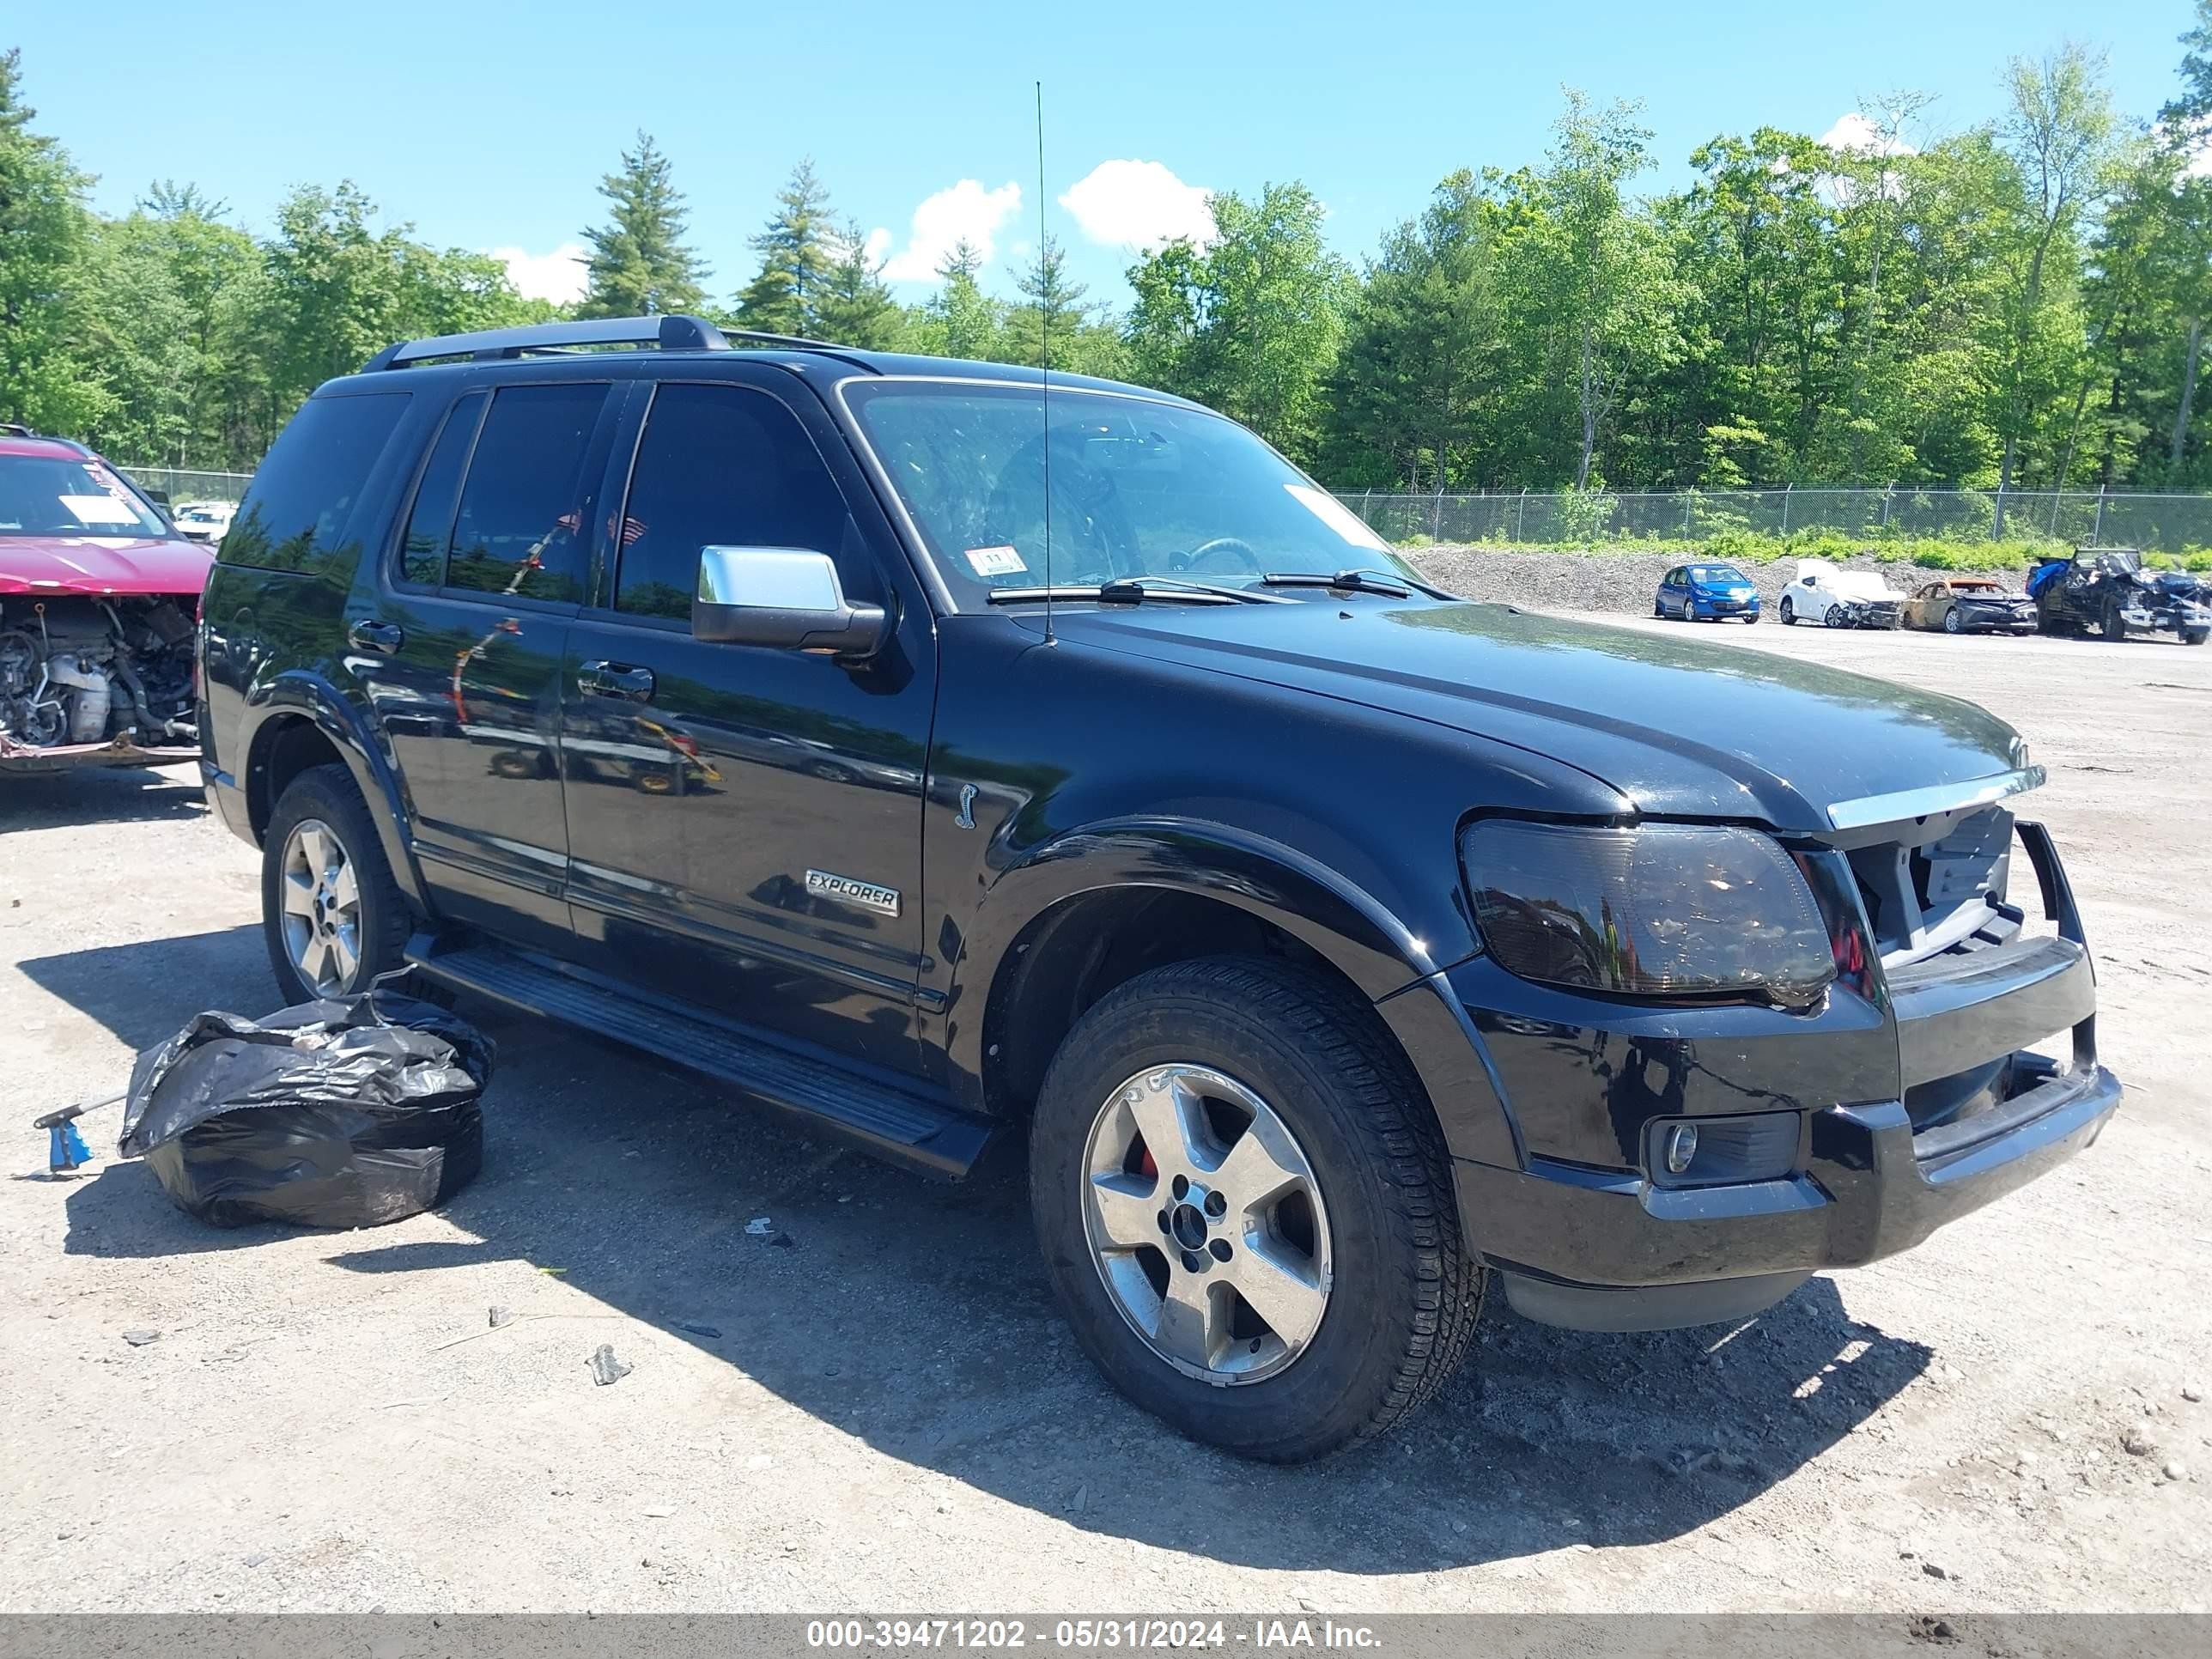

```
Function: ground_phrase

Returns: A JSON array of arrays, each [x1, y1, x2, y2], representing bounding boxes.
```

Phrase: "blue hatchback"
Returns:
[[1656, 561, 1761, 623]]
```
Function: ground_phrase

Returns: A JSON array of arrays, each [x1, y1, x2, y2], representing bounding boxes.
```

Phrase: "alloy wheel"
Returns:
[[1079, 1063, 1334, 1385], [278, 817, 362, 996]]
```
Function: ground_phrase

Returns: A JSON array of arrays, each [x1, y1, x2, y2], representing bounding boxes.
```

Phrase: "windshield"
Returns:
[[1686, 563, 1749, 584], [0, 453, 169, 538], [844, 381, 1417, 601]]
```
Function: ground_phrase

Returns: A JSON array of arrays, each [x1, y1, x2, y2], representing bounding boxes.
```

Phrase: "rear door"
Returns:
[[351, 376, 623, 951], [558, 371, 938, 1073]]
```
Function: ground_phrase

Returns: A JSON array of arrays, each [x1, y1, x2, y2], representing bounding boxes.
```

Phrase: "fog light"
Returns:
[[1664, 1123, 1699, 1175], [1646, 1111, 1802, 1188]]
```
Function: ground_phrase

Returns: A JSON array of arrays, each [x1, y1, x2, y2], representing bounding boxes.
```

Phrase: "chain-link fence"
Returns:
[[116, 465, 255, 505], [1336, 487, 2212, 552]]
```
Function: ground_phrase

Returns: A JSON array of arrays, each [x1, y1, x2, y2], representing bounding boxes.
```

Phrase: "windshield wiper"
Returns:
[[986, 580, 1243, 607], [1258, 568, 1458, 600]]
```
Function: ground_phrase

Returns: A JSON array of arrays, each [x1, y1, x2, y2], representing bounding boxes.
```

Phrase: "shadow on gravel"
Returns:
[[18, 926, 265, 1052], [40, 927, 1932, 1572], [0, 765, 208, 830]]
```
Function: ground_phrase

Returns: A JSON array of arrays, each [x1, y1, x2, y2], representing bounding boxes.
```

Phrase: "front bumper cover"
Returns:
[[1439, 817, 2120, 1331]]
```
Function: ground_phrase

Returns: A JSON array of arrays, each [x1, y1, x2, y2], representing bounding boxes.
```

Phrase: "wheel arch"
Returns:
[[240, 672, 428, 912], [949, 817, 1455, 1122]]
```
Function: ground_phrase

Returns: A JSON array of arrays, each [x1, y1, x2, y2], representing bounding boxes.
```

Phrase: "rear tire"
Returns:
[[2185, 629, 2209, 647], [2104, 598, 2130, 641], [262, 763, 410, 1004], [1030, 957, 1482, 1462], [1779, 597, 1796, 625]]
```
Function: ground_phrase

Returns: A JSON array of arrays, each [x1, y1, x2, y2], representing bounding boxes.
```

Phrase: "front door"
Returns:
[[559, 376, 937, 1074], [353, 378, 621, 950]]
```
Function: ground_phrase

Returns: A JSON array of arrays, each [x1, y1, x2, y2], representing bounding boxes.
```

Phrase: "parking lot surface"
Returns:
[[2, 614, 2208, 1613]]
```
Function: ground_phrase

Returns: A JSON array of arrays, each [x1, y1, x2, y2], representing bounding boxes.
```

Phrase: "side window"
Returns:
[[219, 392, 410, 575], [615, 383, 864, 622], [397, 392, 484, 587], [444, 383, 611, 605], [1667, 568, 1684, 586]]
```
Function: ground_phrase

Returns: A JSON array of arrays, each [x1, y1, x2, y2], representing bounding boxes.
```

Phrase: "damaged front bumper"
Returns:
[[1443, 817, 2120, 1332], [0, 731, 200, 773]]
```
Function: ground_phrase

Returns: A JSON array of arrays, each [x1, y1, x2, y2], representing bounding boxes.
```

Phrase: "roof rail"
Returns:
[[360, 313, 733, 373], [1, 422, 35, 438]]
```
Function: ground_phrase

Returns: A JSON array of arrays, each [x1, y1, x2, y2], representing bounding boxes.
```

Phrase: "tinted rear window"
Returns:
[[220, 393, 410, 574], [443, 383, 610, 605], [397, 391, 485, 587]]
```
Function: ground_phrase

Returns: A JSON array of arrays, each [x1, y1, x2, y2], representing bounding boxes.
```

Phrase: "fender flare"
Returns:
[[943, 817, 1441, 1109], [240, 669, 428, 912]]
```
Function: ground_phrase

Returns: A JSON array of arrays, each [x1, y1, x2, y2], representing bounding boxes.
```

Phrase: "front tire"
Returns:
[[1942, 607, 1963, 635], [1030, 957, 1481, 1462], [262, 763, 410, 1003]]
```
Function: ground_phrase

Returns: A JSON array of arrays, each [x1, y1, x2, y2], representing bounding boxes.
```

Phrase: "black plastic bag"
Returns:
[[118, 991, 494, 1229]]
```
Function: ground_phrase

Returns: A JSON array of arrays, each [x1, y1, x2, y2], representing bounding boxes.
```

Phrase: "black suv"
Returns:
[[198, 316, 2121, 1461]]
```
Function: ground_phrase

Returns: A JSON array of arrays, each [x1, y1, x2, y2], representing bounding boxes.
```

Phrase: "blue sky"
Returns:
[[9, 0, 2193, 309]]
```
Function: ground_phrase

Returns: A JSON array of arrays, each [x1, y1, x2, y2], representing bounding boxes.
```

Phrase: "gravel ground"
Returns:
[[2, 620, 2208, 1615], [1416, 546, 2023, 617]]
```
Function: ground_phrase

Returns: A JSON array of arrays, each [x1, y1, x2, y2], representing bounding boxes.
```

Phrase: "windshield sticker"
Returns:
[[1283, 483, 1389, 551], [60, 495, 140, 526], [964, 544, 1028, 577]]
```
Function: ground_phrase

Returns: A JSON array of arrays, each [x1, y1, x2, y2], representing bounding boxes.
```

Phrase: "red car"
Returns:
[[1, 428, 211, 771]]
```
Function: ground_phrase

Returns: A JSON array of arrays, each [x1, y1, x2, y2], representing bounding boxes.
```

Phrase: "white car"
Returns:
[[1777, 558, 1901, 629], [170, 501, 236, 545]]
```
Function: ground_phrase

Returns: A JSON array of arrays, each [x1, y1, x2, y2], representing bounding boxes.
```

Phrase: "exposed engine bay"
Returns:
[[0, 593, 199, 766]]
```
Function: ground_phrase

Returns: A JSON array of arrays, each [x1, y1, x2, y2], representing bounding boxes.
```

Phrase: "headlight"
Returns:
[[1462, 821, 1835, 1009]]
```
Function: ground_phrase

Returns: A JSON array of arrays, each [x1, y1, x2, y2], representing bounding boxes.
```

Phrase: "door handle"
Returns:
[[578, 660, 655, 702], [348, 618, 404, 655]]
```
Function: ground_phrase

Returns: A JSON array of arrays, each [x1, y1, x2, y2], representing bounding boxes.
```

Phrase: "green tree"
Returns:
[[732, 160, 838, 335], [579, 131, 707, 318], [0, 49, 108, 434], [1004, 234, 1085, 366], [1988, 45, 2116, 509], [1325, 170, 1508, 489], [1516, 93, 1681, 489], [916, 240, 1002, 361], [811, 219, 905, 348], [1125, 182, 1348, 464]]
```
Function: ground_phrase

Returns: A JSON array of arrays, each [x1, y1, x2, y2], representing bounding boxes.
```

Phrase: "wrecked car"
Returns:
[[1778, 559, 1901, 629], [0, 430, 210, 771], [1901, 575, 2039, 635], [2031, 546, 2210, 645]]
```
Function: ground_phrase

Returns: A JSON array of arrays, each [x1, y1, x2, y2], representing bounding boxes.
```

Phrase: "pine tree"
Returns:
[[1006, 234, 1090, 368], [579, 131, 707, 319], [732, 160, 837, 336], [812, 220, 903, 348], [925, 240, 1001, 361]]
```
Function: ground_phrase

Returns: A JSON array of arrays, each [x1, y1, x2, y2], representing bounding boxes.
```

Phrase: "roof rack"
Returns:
[[1, 422, 36, 437], [359, 314, 856, 374]]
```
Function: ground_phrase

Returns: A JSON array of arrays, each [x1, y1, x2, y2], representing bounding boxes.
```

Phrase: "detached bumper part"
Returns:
[[1457, 817, 2120, 1331]]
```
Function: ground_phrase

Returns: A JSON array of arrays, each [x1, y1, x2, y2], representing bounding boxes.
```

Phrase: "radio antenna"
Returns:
[[1036, 79, 1055, 646]]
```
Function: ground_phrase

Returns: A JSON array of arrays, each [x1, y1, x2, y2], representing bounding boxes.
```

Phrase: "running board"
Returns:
[[404, 937, 993, 1180]]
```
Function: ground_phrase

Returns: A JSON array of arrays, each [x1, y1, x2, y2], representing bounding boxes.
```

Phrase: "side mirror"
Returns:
[[692, 546, 889, 658]]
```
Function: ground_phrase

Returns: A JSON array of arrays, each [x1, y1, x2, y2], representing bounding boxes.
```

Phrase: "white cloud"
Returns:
[[1818, 112, 1917, 159], [492, 243, 589, 305], [870, 179, 1024, 283], [1059, 159, 1216, 252]]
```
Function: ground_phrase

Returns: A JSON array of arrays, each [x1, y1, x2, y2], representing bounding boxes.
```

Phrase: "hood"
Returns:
[[1050, 599, 2026, 832], [0, 535, 215, 598], [1823, 572, 1893, 602]]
